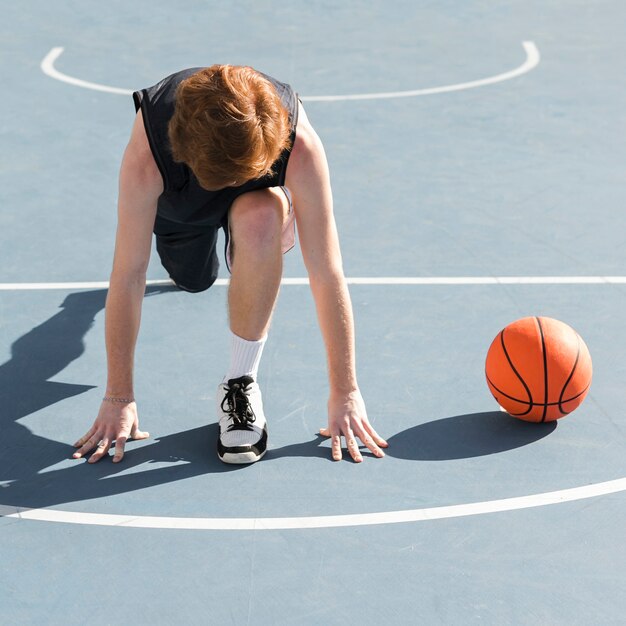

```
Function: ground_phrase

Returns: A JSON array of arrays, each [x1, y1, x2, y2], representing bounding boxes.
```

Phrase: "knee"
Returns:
[[229, 189, 286, 252]]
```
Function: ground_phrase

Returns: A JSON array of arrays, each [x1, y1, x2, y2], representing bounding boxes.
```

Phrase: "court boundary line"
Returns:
[[1, 477, 624, 530], [1, 276, 626, 291], [40, 42, 539, 102]]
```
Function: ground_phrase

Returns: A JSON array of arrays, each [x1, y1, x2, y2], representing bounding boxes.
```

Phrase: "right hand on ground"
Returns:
[[72, 400, 149, 463]]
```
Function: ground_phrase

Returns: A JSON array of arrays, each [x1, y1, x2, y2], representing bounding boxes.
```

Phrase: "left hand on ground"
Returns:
[[320, 389, 388, 462]]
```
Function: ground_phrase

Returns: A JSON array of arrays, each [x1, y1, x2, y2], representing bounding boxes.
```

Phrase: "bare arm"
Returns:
[[105, 111, 163, 396], [73, 110, 163, 463], [286, 105, 388, 461]]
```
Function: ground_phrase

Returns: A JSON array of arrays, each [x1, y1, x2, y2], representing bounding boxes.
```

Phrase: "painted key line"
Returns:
[[1, 276, 626, 290], [41, 42, 539, 102]]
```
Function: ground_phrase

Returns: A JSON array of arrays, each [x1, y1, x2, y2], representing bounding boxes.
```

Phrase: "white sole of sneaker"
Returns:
[[219, 449, 267, 465]]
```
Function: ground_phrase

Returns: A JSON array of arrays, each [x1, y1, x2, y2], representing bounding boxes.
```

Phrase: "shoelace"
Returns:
[[221, 379, 256, 430]]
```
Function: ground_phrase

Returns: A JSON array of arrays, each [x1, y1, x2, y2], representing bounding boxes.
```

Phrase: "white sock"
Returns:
[[223, 331, 267, 383]]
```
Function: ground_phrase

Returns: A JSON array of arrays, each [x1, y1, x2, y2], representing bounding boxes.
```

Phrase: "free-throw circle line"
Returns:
[[40, 42, 540, 102]]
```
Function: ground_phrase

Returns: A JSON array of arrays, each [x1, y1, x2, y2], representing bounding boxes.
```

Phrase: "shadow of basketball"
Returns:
[[385, 411, 557, 461]]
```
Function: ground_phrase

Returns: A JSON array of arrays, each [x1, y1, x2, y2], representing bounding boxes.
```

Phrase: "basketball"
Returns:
[[485, 317, 592, 422]]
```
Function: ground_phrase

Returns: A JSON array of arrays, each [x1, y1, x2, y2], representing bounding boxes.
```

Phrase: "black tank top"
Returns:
[[133, 68, 299, 230]]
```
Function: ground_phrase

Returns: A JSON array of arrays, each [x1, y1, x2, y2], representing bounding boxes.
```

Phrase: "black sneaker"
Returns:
[[216, 376, 268, 464]]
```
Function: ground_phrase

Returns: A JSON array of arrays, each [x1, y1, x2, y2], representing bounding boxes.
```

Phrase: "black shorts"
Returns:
[[154, 216, 225, 293]]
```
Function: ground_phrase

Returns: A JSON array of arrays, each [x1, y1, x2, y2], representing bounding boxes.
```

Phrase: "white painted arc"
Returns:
[[40, 42, 539, 102], [305, 41, 540, 102], [1, 276, 626, 291], [1, 476, 625, 530], [41, 47, 133, 96]]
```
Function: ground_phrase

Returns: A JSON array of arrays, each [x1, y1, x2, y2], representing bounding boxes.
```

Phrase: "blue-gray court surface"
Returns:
[[2, 1, 626, 624]]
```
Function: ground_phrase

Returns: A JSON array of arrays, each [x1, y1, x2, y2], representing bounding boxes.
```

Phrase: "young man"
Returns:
[[73, 65, 387, 465]]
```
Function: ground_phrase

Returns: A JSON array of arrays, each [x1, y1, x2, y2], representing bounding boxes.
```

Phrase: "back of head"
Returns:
[[168, 65, 291, 191]]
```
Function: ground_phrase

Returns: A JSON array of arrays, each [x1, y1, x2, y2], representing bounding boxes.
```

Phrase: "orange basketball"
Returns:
[[485, 317, 592, 422]]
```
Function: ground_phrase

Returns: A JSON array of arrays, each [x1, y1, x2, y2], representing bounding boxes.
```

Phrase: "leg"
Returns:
[[216, 188, 290, 464], [227, 188, 290, 340]]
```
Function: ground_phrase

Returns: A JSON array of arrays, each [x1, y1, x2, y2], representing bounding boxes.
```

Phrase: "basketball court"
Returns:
[[2, 1, 626, 623]]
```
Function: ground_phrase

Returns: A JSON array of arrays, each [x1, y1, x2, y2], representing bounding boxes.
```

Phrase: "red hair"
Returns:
[[168, 65, 291, 190]]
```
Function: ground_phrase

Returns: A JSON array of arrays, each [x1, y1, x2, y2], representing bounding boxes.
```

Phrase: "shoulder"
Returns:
[[122, 111, 163, 192], [288, 103, 327, 176]]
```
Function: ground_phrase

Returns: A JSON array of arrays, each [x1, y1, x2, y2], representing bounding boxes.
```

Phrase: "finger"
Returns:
[[319, 427, 330, 438], [73, 426, 96, 448], [72, 434, 101, 459], [353, 425, 385, 458], [362, 421, 389, 448], [88, 438, 111, 464], [344, 428, 363, 463], [331, 434, 342, 461], [112, 436, 127, 463], [130, 422, 149, 440]]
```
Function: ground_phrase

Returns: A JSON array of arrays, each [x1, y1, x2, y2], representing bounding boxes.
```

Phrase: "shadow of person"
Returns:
[[1, 286, 556, 514], [0, 285, 242, 512], [385, 411, 557, 461], [2, 424, 242, 510], [0, 289, 108, 484]]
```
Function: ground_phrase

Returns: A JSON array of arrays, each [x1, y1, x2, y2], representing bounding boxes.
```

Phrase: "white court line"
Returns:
[[1, 477, 625, 530], [40, 42, 539, 102], [1, 276, 626, 291], [305, 41, 539, 102]]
